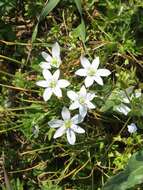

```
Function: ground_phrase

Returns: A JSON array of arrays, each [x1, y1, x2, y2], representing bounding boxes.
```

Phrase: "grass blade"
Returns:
[[32, 0, 60, 43], [74, 0, 82, 17], [39, 0, 61, 21], [32, 23, 38, 43], [73, 19, 86, 43]]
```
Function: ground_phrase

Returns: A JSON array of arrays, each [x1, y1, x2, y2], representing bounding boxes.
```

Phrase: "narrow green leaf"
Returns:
[[32, 0, 60, 42], [80, 19, 86, 43], [39, 0, 60, 21], [32, 23, 38, 43], [74, 0, 82, 16], [73, 19, 86, 43]]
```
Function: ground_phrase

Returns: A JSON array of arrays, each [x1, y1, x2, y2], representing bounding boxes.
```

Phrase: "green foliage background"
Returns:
[[0, 0, 143, 189]]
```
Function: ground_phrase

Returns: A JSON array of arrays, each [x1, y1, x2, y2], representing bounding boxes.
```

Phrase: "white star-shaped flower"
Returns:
[[67, 85, 96, 118], [36, 69, 70, 101], [127, 123, 137, 133], [40, 42, 61, 69], [75, 56, 111, 87], [48, 107, 85, 145]]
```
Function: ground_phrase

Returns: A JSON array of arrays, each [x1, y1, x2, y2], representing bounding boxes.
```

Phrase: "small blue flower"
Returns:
[[127, 123, 137, 134]]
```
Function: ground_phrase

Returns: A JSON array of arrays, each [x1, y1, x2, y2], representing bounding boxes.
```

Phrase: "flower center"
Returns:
[[79, 96, 85, 104], [87, 67, 96, 76], [51, 58, 58, 67], [64, 120, 72, 128], [49, 80, 57, 88]]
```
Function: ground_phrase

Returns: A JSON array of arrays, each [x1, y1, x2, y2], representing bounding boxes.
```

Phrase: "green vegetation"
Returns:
[[0, 0, 143, 189]]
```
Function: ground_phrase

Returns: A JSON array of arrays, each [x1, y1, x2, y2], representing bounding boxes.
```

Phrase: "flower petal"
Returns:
[[94, 76, 103, 85], [69, 101, 80, 110], [67, 91, 78, 101], [86, 101, 95, 109], [58, 79, 70, 88], [79, 85, 87, 96], [53, 69, 60, 81], [48, 119, 64, 128], [125, 86, 134, 95], [66, 128, 76, 145], [71, 124, 85, 134], [80, 56, 91, 68], [75, 69, 87, 76], [53, 87, 62, 97], [134, 90, 141, 98], [79, 105, 87, 118], [85, 76, 94, 87], [52, 42, 60, 58], [36, 80, 48, 87], [92, 57, 100, 70], [87, 93, 96, 101], [41, 52, 52, 62], [122, 97, 130, 104], [62, 107, 71, 120], [43, 88, 52, 101], [40, 61, 51, 70], [42, 69, 52, 81], [96, 69, 111, 76], [53, 126, 66, 138], [116, 103, 131, 115], [71, 114, 83, 124]]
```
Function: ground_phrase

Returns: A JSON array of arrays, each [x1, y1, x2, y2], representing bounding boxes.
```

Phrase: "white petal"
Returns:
[[52, 42, 60, 58], [86, 101, 95, 109], [53, 69, 60, 81], [40, 62, 51, 69], [80, 56, 91, 68], [71, 124, 85, 134], [96, 69, 111, 76], [67, 91, 78, 101], [122, 97, 130, 104], [134, 90, 141, 98], [125, 87, 134, 95], [53, 87, 62, 97], [79, 85, 87, 96], [41, 51, 52, 62], [87, 93, 96, 101], [85, 76, 94, 87], [116, 104, 131, 115], [42, 70, 52, 81], [92, 57, 100, 70], [48, 119, 64, 128], [75, 69, 87, 76], [69, 101, 80, 110], [71, 114, 83, 124], [94, 76, 103, 85], [66, 128, 76, 145], [58, 79, 70, 88], [79, 105, 88, 118], [36, 80, 48, 87], [62, 107, 71, 120], [53, 126, 66, 138], [43, 88, 52, 101]]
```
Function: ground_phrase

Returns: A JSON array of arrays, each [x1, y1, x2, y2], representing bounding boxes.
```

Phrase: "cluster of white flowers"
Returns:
[[36, 42, 111, 144]]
